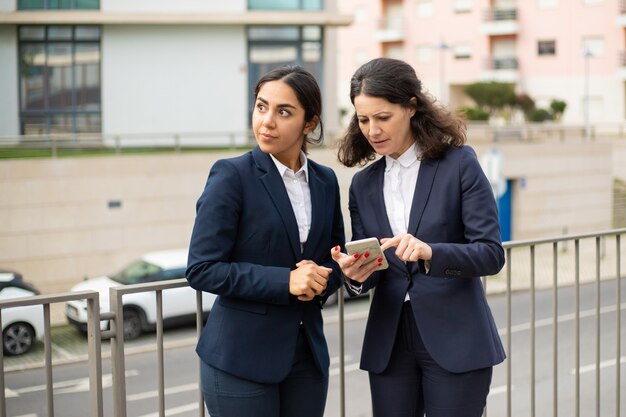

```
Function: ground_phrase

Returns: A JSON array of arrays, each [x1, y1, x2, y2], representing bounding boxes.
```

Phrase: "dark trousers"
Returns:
[[369, 301, 493, 417], [200, 327, 328, 417]]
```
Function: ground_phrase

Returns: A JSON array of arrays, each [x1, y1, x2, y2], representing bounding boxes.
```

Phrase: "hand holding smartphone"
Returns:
[[344, 237, 389, 271]]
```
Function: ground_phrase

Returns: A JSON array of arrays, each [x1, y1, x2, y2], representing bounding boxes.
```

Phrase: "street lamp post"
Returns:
[[583, 49, 592, 140]]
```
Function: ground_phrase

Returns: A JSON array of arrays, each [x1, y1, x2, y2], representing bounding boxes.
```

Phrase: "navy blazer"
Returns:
[[348, 145, 506, 374], [186, 146, 345, 384]]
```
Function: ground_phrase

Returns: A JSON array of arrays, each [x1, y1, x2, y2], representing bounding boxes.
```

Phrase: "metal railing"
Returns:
[[484, 7, 517, 21], [1, 229, 625, 417], [2, 123, 626, 159], [0, 291, 104, 417], [0, 130, 256, 157]]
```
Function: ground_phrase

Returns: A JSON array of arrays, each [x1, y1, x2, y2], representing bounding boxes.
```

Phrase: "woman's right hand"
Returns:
[[289, 261, 333, 301], [330, 245, 380, 283]]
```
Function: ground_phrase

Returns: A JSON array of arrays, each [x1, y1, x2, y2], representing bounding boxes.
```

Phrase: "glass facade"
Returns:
[[18, 0, 99, 9], [248, 0, 322, 10], [247, 25, 323, 124], [19, 25, 101, 134]]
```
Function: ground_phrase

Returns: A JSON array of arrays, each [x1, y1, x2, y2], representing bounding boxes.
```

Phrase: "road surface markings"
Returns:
[[488, 385, 511, 397], [136, 402, 197, 417], [571, 356, 626, 374], [499, 302, 626, 335], [127, 383, 197, 401], [7, 370, 139, 397]]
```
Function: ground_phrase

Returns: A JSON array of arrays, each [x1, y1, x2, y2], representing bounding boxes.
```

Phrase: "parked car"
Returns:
[[0, 270, 44, 355], [65, 249, 216, 340]]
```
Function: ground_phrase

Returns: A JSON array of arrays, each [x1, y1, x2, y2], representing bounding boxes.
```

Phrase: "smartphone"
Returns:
[[344, 237, 389, 271]]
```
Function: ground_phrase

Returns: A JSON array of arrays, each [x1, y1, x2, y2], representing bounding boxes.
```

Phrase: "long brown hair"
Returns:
[[337, 58, 466, 167]]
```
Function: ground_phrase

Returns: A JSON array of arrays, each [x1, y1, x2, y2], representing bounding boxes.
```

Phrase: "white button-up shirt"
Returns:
[[270, 152, 312, 251], [384, 144, 420, 301]]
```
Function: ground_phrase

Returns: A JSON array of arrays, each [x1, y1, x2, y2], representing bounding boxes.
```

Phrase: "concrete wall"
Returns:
[[472, 141, 613, 240], [0, 142, 617, 298]]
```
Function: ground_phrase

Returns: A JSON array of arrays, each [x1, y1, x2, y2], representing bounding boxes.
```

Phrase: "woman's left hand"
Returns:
[[380, 233, 432, 262]]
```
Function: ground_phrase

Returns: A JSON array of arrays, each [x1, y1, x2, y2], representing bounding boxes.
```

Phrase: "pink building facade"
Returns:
[[337, 0, 626, 125]]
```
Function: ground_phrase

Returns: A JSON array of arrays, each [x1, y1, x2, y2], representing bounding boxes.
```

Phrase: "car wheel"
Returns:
[[122, 309, 144, 340], [3, 322, 35, 356]]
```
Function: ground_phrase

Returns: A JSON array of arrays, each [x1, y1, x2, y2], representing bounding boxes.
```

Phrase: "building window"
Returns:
[[416, 0, 433, 17], [18, 25, 101, 134], [18, 0, 99, 9], [537, 0, 558, 7], [416, 45, 433, 63], [248, 0, 322, 10], [454, 0, 473, 13], [538, 40, 556, 56], [247, 26, 323, 124], [582, 36, 604, 56], [453, 44, 472, 59]]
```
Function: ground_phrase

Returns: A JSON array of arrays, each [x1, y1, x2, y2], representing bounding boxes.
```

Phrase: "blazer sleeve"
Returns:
[[427, 147, 505, 278], [346, 178, 384, 295], [186, 159, 292, 305]]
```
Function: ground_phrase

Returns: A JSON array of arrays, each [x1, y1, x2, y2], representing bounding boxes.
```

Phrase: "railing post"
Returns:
[[43, 304, 53, 417], [86, 294, 104, 417], [338, 285, 346, 417], [110, 288, 128, 417], [195, 291, 206, 417], [0, 310, 4, 417], [174, 134, 181, 153], [616, 235, 622, 417], [115, 136, 121, 155], [51, 135, 57, 158]]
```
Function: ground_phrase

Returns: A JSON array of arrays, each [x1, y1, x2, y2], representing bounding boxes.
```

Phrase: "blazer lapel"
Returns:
[[407, 158, 440, 237], [302, 165, 325, 259], [252, 147, 301, 261], [368, 159, 394, 240]]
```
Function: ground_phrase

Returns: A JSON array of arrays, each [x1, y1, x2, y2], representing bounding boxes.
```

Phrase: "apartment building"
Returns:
[[337, 0, 625, 125], [0, 0, 351, 142]]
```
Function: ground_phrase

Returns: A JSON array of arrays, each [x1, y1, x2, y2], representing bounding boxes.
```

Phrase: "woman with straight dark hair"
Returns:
[[187, 65, 344, 417], [331, 57, 505, 417]]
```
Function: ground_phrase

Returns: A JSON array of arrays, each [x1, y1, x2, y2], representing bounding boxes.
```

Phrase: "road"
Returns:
[[5, 278, 626, 417]]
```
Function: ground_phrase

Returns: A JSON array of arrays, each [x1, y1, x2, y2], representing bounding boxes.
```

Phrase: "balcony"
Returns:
[[619, 51, 626, 79], [480, 8, 519, 35], [618, 1, 626, 26], [373, 15, 404, 42], [480, 56, 519, 82]]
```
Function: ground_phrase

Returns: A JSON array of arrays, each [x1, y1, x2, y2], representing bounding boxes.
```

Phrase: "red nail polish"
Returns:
[[354, 253, 359, 259], [377, 257, 383, 262], [334, 246, 340, 251], [364, 252, 370, 258], [378, 263, 382, 267]]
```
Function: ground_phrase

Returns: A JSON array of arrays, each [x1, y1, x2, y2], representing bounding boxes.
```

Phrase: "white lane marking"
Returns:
[[12, 369, 139, 395], [128, 383, 197, 402], [330, 354, 353, 365], [136, 402, 198, 417], [15, 414, 38, 417], [330, 362, 361, 376], [498, 303, 626, 335], [488, 385, 511, 397], [571, 356, 626, 374], [50, 343, 74, 359]]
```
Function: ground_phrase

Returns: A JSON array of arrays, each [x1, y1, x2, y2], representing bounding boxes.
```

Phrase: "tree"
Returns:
[[549, 99, 567, 121], [463, 82, 517, 114]]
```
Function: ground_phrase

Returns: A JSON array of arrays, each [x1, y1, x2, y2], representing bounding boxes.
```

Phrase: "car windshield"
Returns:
[[111, 260, 162, 285]]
